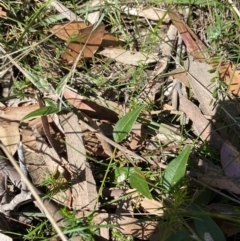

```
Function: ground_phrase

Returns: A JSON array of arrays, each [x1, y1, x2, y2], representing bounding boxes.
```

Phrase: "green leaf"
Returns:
[[114, 167, 134, 183], [130, 168, 152, 199], [21, 106, 60, 122], [162, 146, 191, 192], [113, 105, 144, 143], [193, 205, 226, 241], [28, 72, 48, 93], [165, 230, 192, 241], [43, 98, 59, 107]]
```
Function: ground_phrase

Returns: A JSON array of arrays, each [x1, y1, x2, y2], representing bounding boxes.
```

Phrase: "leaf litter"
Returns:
[[0, 0, 240, 240]]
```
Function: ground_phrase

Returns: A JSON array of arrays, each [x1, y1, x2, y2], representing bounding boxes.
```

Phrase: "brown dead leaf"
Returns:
[[198, 174, 240, 195], [221, 140, 240, 177], [169, 67, 189, 87], [0, 121, 20, 155], [0, 7, 6, 17], [184, 56, 217, 116], [0, 104, 39, 121], [64, 88, 119, 122], [50, 22, 105, 65], [101, 31, 125, 47], [32, 129, 71, 207], [99, 48, 157, 66], [50, 22, 88, 41], [21, 128, 37, 150], [168, 10, 208, 61], [82, 113, 113, 156], [129, 124, 148, 150], [219, 63, 240, 96], [179, 95, 223, 151], [61, 112, 97, 210]]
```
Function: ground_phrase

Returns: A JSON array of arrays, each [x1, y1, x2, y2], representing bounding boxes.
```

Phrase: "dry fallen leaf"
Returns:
[[64, 88, 119, 122], [101, 31, 124, 47], [99, 48, 157, 66], [179, 95, 223, 151], [0, 7, 7, 17], [0, 121, 20, 155], [221, 140, 240, 177], [121, 6, 170, 22], [219, 63, 240, 96], [61, 112, 97, 210], [0, 104, 39, 121], [50, 22, 105, 64], [93, 212, 162, 241], [184, 56, 217, 116], [198, 175, 240, 194], [169, 10, 208, 61]]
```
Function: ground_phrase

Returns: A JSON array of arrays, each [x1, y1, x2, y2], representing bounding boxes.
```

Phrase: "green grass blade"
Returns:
[[21, 106, 60, 122]]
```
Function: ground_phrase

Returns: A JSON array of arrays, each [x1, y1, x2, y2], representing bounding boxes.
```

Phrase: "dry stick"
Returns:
[[78, 116, 167, 169], [0, 142, 68, 241]]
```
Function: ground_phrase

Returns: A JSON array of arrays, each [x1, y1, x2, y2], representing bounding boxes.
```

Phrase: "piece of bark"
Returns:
[[61, 112, 97, 210]]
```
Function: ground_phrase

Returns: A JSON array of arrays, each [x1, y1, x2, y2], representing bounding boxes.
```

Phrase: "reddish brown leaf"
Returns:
[[50, 22, 105, 64], [50, 22, 89, 41], [101, 31, 124, 47], [168, 10, 208, 61], [64, 88, 119, 122]]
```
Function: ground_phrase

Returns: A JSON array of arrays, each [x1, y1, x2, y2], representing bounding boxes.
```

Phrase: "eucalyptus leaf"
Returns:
[[113, 105, 144, 143]]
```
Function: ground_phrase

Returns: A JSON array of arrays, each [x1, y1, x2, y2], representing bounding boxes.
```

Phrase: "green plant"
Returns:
[[205, 2, 240, 61]]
